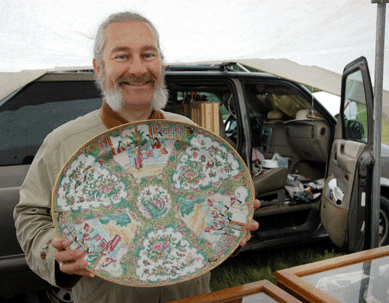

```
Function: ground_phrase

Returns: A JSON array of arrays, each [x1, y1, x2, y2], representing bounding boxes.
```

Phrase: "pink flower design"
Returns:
[[152, 200, 163, 209], [185, 171, 195, 179], [151, 241, 163, 252], [98, 186, 104, 194]]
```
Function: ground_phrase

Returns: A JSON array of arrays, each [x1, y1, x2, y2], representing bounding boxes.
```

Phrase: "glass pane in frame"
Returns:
[[242, 291, 279, 302], [302, 255, 389, 303]]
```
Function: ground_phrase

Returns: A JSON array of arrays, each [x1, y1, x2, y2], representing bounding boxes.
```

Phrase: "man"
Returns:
[[14, 11, 260, 303]]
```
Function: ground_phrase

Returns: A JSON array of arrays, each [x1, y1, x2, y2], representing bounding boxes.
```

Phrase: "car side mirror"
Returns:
[[346, 120, 364, 140]]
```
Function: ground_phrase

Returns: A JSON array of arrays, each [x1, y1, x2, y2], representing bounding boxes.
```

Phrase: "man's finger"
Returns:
[[51, 238, 71, 250], [55, 248, 84, 263], [240, 231, 252, 247], [59, 260, 94, 277], [246, 219, 259, 232], [254, 199, 261, 209]]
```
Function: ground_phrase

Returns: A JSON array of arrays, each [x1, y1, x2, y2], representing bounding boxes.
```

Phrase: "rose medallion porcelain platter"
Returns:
[[52, 120, 254, 287]]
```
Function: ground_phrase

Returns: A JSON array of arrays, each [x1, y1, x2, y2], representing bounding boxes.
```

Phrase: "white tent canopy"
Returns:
[[1, 0, 388, 100]]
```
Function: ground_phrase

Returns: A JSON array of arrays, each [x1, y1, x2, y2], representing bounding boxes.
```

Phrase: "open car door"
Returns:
[[321, 57, 374, 253]]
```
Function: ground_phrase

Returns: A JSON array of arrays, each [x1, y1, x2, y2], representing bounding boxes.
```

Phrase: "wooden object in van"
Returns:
[[191, 102, 220, 136]]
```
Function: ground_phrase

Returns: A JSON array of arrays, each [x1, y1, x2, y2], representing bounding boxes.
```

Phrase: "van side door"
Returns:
[[320, 57, 374, 252]]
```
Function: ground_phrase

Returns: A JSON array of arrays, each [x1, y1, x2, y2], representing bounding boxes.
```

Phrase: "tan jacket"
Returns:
[[14, 108, 211, 303]]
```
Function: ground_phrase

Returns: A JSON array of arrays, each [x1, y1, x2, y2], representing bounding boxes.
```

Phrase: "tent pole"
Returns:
[[371, 0, 387, 248]]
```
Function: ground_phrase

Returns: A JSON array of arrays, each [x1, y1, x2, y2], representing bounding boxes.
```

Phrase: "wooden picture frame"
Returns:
[[274, 245, 389, 303], [168, 279, 302, 303]]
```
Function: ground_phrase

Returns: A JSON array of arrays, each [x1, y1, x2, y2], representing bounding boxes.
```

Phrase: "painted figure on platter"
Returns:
[[146, 134, 154, 158], [152, 137, 162, 158], [158, 132, 168, 154]]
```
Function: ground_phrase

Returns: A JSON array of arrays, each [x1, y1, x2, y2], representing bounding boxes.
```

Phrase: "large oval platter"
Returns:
[[52, 120, 254, 286]]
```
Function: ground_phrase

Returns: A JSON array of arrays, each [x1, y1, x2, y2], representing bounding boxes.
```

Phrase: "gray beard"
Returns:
[[101, 78, 168, 112]]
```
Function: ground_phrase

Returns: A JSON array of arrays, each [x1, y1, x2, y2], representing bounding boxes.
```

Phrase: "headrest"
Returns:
[[284, 109, 323, 124], [294, 109, 323, 121], [267, 110, 283, 120]]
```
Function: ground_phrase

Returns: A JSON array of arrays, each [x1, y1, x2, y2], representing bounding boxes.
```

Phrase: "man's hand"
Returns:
[[52, 238, 95, 278], [239, 199, 260, 247]]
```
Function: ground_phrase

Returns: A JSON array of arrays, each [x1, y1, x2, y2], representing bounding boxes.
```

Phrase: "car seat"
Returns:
[[219, 109, 288, 207], [253, 166, 288, 207], [284, 109, 330, 163]]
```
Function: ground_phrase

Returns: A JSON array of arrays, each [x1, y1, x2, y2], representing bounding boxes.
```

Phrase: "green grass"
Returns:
[[210, 240, 345, 291], [353, 103, 389, 145], [382, 116, 389, 145]]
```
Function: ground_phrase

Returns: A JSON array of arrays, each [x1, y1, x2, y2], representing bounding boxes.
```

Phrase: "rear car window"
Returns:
[[0, 80, 102, 166]]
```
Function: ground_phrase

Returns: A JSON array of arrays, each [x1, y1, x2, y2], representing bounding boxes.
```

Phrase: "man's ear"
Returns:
[[93, 58, 102, 82]]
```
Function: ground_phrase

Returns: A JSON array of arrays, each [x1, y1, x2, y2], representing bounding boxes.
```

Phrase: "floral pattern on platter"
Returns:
[[135, 226, 206, 283], [137, 185, 171, 219], [57, 154, 128, 211], [52, 120, 254, 287], [172, 134, 240, 190]]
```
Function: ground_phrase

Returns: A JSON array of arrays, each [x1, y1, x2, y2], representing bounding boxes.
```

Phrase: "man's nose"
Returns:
[[127, 56, 147, 76]]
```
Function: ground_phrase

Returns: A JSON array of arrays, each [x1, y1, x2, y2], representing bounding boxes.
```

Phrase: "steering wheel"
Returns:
[[250, 115, 262, 135], [224, 114, 238, 142]]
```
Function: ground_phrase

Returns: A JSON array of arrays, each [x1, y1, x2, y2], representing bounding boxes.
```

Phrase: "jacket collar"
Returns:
[[100, 101, 165, 129]]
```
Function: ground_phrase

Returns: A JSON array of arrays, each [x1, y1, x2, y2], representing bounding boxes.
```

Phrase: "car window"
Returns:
[[0, 80, 102, 166], [168, 90, 230, 129], [243, 82, 314, 121], [173, 91, 226, 116], [164, 78, 242, 152], [342, 70, 369, 143]]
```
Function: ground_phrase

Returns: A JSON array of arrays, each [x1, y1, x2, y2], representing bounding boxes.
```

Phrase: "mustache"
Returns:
[[117, 75, 156, 86]]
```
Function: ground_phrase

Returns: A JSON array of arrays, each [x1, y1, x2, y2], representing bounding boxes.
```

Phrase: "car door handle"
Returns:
[[340, 143, 345, 154]]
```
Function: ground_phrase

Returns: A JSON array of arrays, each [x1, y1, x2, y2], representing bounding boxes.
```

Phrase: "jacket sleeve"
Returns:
[[13, 138, 81, 289]]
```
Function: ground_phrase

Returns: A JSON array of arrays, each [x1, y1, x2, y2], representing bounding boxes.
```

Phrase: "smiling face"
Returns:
[[94, 21, 164, 116]]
